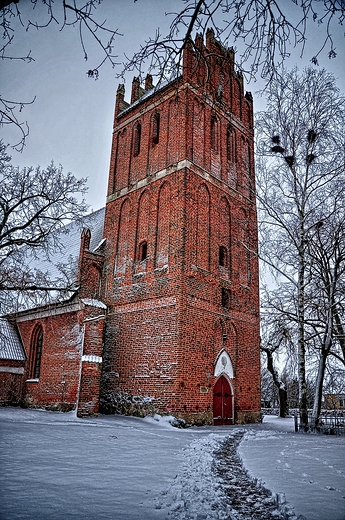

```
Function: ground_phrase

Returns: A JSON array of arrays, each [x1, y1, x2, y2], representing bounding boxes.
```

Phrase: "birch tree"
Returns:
[[256, 66, 345, 430], [305, 191, 345, 427]]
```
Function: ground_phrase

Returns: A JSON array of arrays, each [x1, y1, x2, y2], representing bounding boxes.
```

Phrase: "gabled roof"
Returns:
[[0, 318, 26, 361], [23, 207, 106, 284]]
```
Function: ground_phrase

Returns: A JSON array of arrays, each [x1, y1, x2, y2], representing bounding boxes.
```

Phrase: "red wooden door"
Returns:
[[213, 376, 233, 425]]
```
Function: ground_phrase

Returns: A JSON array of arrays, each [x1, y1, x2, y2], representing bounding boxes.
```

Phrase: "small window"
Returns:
[[219, 246, 228, 267], [221, 288, 231, 309], [133, 122, 141, 157], [138, 240, 148, 261], [152, 112, 160, 145]]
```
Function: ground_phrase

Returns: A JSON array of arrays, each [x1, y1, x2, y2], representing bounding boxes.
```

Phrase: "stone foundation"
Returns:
[[235, 410, 262, 424]]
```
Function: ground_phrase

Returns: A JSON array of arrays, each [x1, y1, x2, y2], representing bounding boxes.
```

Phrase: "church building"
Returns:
[[0, 30, 261, 425]]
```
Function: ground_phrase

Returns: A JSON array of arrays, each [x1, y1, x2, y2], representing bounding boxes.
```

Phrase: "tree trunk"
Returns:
[[278, 386, 289, 418], [263, 347, 289, 418], [334, 309, 345, 365], [311, 278, 335, 429], [311, 352, 327, 429], [297, 244, 309, 431]]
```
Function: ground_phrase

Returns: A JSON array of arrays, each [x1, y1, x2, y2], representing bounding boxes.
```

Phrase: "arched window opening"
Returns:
[[133, 122, 141, 157], [138, 240, 148, 262], [219, 246, 228, 267], [152, 112, 160, 146], [211, 115, 218, 151], [30, 327, 43, 379]]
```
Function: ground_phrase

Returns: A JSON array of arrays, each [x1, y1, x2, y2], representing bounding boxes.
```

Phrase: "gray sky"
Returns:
[[1, 0, 344, 211]]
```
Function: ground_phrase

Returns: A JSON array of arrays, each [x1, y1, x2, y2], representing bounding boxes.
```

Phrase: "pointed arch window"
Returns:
[[133, 122, 141, 157], [30, 326, 43, 379], [151, 112, 160, 146]]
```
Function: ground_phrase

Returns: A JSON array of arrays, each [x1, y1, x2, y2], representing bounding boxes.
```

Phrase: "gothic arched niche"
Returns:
[[218, 196, 231, 274], [192, 97, 205, 166], [237, 207, 250, 285], [214, 349, 234, 379], [136, 190, 150, 249], [196, 183, 210, 270], [115, 198, 132, 275], [167, 99, 180, 164], [155, 181, 171, 268]]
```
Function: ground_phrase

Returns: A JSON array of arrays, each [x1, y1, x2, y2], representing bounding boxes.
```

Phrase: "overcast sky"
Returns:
[[1, 0, 344, 211]]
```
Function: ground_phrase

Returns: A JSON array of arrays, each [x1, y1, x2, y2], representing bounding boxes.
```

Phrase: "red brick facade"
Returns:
[[0, 31, 260, 424], [100, 29, 261, 424], [14, 300, 105, 416], [0, 360, 25, 405]]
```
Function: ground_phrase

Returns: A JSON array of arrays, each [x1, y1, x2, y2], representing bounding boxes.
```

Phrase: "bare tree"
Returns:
[[305, 190, 345, 428], [256, 66, 345, 430], [0, 140, 89, 312], [121, 0, 344, 83], [0, 0, 121, 150], [261, 319, 290, 418], [1, 1, 344, 149]]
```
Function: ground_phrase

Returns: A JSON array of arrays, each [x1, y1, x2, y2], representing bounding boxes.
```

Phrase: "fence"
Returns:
[[262, 408, 345, 436], [296, 411, 345, 436]]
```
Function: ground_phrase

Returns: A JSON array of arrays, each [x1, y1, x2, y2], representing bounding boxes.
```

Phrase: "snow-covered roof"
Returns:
[[23, 207, 105, 285], [0, 318, 26, 361], [119, 75, 181, 118], [81, 299, 107, 309]]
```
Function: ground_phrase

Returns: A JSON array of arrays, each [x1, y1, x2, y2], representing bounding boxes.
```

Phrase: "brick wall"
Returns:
[[14, 300, 105, 416], [0, 360, 25, 405], [17, 307, 84, 411], [101, 31, 261, 424]]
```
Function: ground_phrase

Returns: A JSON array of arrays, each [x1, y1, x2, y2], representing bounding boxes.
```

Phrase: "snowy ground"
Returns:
[[0, 408, 344, 520]]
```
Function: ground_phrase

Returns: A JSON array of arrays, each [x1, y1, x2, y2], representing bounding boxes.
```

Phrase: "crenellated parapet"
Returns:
[[114, 30, 253, 131]]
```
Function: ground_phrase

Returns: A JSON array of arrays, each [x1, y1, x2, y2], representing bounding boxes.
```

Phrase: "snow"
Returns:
[[81, 354, 102, 363], [81, 298, 107, 309], [0, 408, 344, 520], [240, 417, 345, 520]]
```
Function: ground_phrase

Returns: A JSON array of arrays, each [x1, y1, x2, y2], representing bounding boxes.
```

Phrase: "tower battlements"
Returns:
[[114, 29, 253, 128]]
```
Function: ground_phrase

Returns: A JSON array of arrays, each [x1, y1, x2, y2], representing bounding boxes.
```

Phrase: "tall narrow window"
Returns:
[[30, 326, 43, 379], [152, 112, 160, 145], [133, 122, 141, 157]]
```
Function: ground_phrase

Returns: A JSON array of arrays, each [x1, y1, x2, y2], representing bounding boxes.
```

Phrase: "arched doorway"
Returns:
[[213, 375, 233, 425]]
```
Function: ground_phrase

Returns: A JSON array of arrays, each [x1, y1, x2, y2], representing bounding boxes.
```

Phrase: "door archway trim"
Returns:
[[214, 349, 233, 379]]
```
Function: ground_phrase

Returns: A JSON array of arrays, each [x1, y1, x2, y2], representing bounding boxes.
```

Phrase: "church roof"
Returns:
[[0, 318, 26, 361], [1, 207, 106, 315], [23, 207, 106, 284]]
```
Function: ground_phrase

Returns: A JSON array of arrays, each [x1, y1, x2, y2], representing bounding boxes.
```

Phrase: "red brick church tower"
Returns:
[[100, 29, 261, 425]]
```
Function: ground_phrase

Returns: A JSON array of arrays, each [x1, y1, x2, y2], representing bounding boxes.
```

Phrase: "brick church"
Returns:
[[0, 30, 261, 425]]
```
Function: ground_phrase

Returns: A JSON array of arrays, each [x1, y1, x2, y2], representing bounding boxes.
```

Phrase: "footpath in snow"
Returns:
[[0, 408, 344, 520]]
